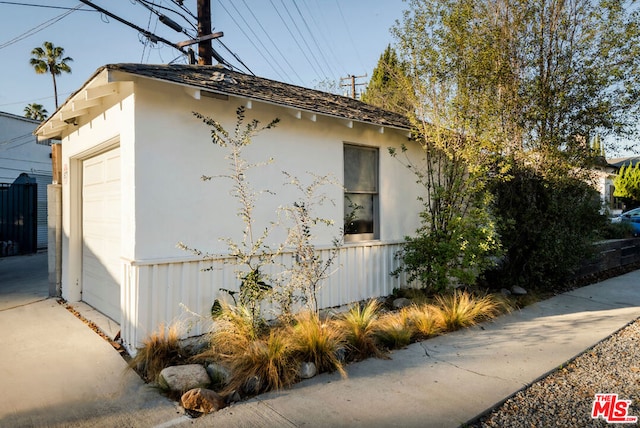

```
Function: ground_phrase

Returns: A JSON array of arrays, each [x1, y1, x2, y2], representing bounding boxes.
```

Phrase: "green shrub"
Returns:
[[487, 165, 606, 290]]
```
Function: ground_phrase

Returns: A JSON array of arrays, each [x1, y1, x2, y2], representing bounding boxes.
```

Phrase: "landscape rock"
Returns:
[[206, 362, 231, 386], [500, 288, 512, 296], [511, 285, 528, 295], [299, 362, 317, 379], [393, 297, 413, 309], [181, 388, 226, 414], [158, 364, 210, 392]]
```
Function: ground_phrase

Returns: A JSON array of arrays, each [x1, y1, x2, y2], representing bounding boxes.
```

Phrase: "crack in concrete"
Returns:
[[420, 343, 522, 385]]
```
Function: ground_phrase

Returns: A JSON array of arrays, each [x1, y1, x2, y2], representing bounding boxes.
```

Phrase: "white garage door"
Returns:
[[82, 147, 121, 321]]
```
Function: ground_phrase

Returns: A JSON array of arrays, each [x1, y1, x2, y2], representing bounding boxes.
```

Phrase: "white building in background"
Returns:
[[35, 64, 427, 354], [0, 111, 52, 249]]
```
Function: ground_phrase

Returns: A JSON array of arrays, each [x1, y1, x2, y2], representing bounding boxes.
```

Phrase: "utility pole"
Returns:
[[197, 0, 213, 65], [340, 74, 367, 99]]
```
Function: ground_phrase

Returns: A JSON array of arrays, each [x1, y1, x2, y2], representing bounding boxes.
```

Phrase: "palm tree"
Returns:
[[24, 103, 49, 121], [29, 41, 73, 110]]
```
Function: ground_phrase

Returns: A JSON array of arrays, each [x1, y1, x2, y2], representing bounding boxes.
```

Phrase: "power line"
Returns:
[[135, 0, 194, 37], [277, 0, 327, 78], [0, 1, 96, 11], [137, 0, 198, 33], [216, 0, 288, 81], [78, 0, 187, 57], [290, 0, 338, 80], [268, 0, 321, 78], [238, 0, 302, 83], [301, 0, 346, 78], [0, 3, 83, 50]]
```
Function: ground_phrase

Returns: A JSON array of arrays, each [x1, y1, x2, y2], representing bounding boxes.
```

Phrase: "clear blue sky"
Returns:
[[0, 0, 406, 117]]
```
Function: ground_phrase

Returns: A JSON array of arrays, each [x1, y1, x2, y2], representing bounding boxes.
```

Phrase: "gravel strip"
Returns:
[[468, 317, 640, 427]]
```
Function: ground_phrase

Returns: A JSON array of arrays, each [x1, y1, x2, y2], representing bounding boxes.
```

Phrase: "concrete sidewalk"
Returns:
[[0, 252, 638, 427]]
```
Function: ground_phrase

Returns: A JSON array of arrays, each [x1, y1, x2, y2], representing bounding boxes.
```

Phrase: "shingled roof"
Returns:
[[105, 63, 411, 130]]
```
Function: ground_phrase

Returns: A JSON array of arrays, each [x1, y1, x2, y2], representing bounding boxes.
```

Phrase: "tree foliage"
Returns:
[[614, 163, 640, 203], [393, 0, 640, 171], [30, 41, 73, 110], [23, 103, 48, 121], [361, 45, 414, 116]]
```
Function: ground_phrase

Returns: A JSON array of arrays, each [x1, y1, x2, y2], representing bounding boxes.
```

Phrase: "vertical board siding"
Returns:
[[121, 242, 408, 353]]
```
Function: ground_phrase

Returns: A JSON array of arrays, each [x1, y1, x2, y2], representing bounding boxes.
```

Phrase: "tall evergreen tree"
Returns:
[[30, 42, 73, 110], [361, 45, 413, 115]]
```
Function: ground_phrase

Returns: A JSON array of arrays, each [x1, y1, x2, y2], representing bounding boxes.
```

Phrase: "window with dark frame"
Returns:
[[343, 144, 378, 241]]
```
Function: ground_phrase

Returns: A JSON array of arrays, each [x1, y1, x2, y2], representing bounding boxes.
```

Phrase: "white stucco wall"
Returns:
[[130, 80, 425, 261]]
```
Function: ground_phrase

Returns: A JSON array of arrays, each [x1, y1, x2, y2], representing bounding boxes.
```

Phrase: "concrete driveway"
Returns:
[[0, 253, 189, 427]]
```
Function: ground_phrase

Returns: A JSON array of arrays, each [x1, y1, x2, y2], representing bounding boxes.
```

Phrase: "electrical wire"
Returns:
[[278, 0, 327, 77], [291, 0, 339, 80], [268, 0, 321, 78], [0, 3, 83, 50], [301, 0, 347, 78], [137, 0, 198, 33], [216, 39, 254, 75], [0, 1, 95, 11], [216, 0, 289, 82], [238, 0, 302, 82]]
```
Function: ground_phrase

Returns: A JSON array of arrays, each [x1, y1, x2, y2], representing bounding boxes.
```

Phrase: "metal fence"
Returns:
[[0, 178, 37, 257]]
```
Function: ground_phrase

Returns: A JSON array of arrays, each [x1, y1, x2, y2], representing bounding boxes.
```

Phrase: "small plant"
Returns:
[[375, 310, 413, 349], [434, 290, 502, 331], [274, 172, 342, 318], [337, 299, 385, 360], [181, 107, 281, 329], [129, 323, 185, 383], [288, 311, 347, 377], [401, 304, 444, 340]]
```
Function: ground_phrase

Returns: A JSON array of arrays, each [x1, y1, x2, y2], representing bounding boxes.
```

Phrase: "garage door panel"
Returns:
[[82, 147, 121, 321]]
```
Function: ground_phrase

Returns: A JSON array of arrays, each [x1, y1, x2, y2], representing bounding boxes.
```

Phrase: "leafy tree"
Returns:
[[393, 0, 640, 173], [30, 41, 73, 110], [361, 45, 413, 115], [23, 103, 48, 121], [614, 163, 640, 204]]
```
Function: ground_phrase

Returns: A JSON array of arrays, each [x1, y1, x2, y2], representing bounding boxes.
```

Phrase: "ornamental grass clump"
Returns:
[[129, 322, 185, 383], [375, 310, 413, 349], [223, 329, 298, 394], [401, 304, 444, 340], [337, 299, 386, 360], [434, 290, 502, 331], [288, 311, 347, 377]]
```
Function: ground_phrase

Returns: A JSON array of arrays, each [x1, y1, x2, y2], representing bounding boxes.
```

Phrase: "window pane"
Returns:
[[344, 193, 374, 234], [344, 145, 377, 192]]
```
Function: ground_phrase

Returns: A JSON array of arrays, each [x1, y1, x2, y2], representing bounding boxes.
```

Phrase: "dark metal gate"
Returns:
[[0, 174, 37, 257]]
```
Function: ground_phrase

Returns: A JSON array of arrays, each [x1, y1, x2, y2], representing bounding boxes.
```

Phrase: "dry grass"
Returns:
[[129, 323, 185, 383], [196, 302, 260, 361], [401, 304, 444, 340], [288, 311, 347, 377], [434, 290, 503, 331], [222, 329, 298, 394], [336, 299, 386, 360], [375, 310, 413, 349]]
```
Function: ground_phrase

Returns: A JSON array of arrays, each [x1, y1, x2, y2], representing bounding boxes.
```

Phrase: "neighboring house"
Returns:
[[0, 111, 52, 251], [35, 64, 425, 353]]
